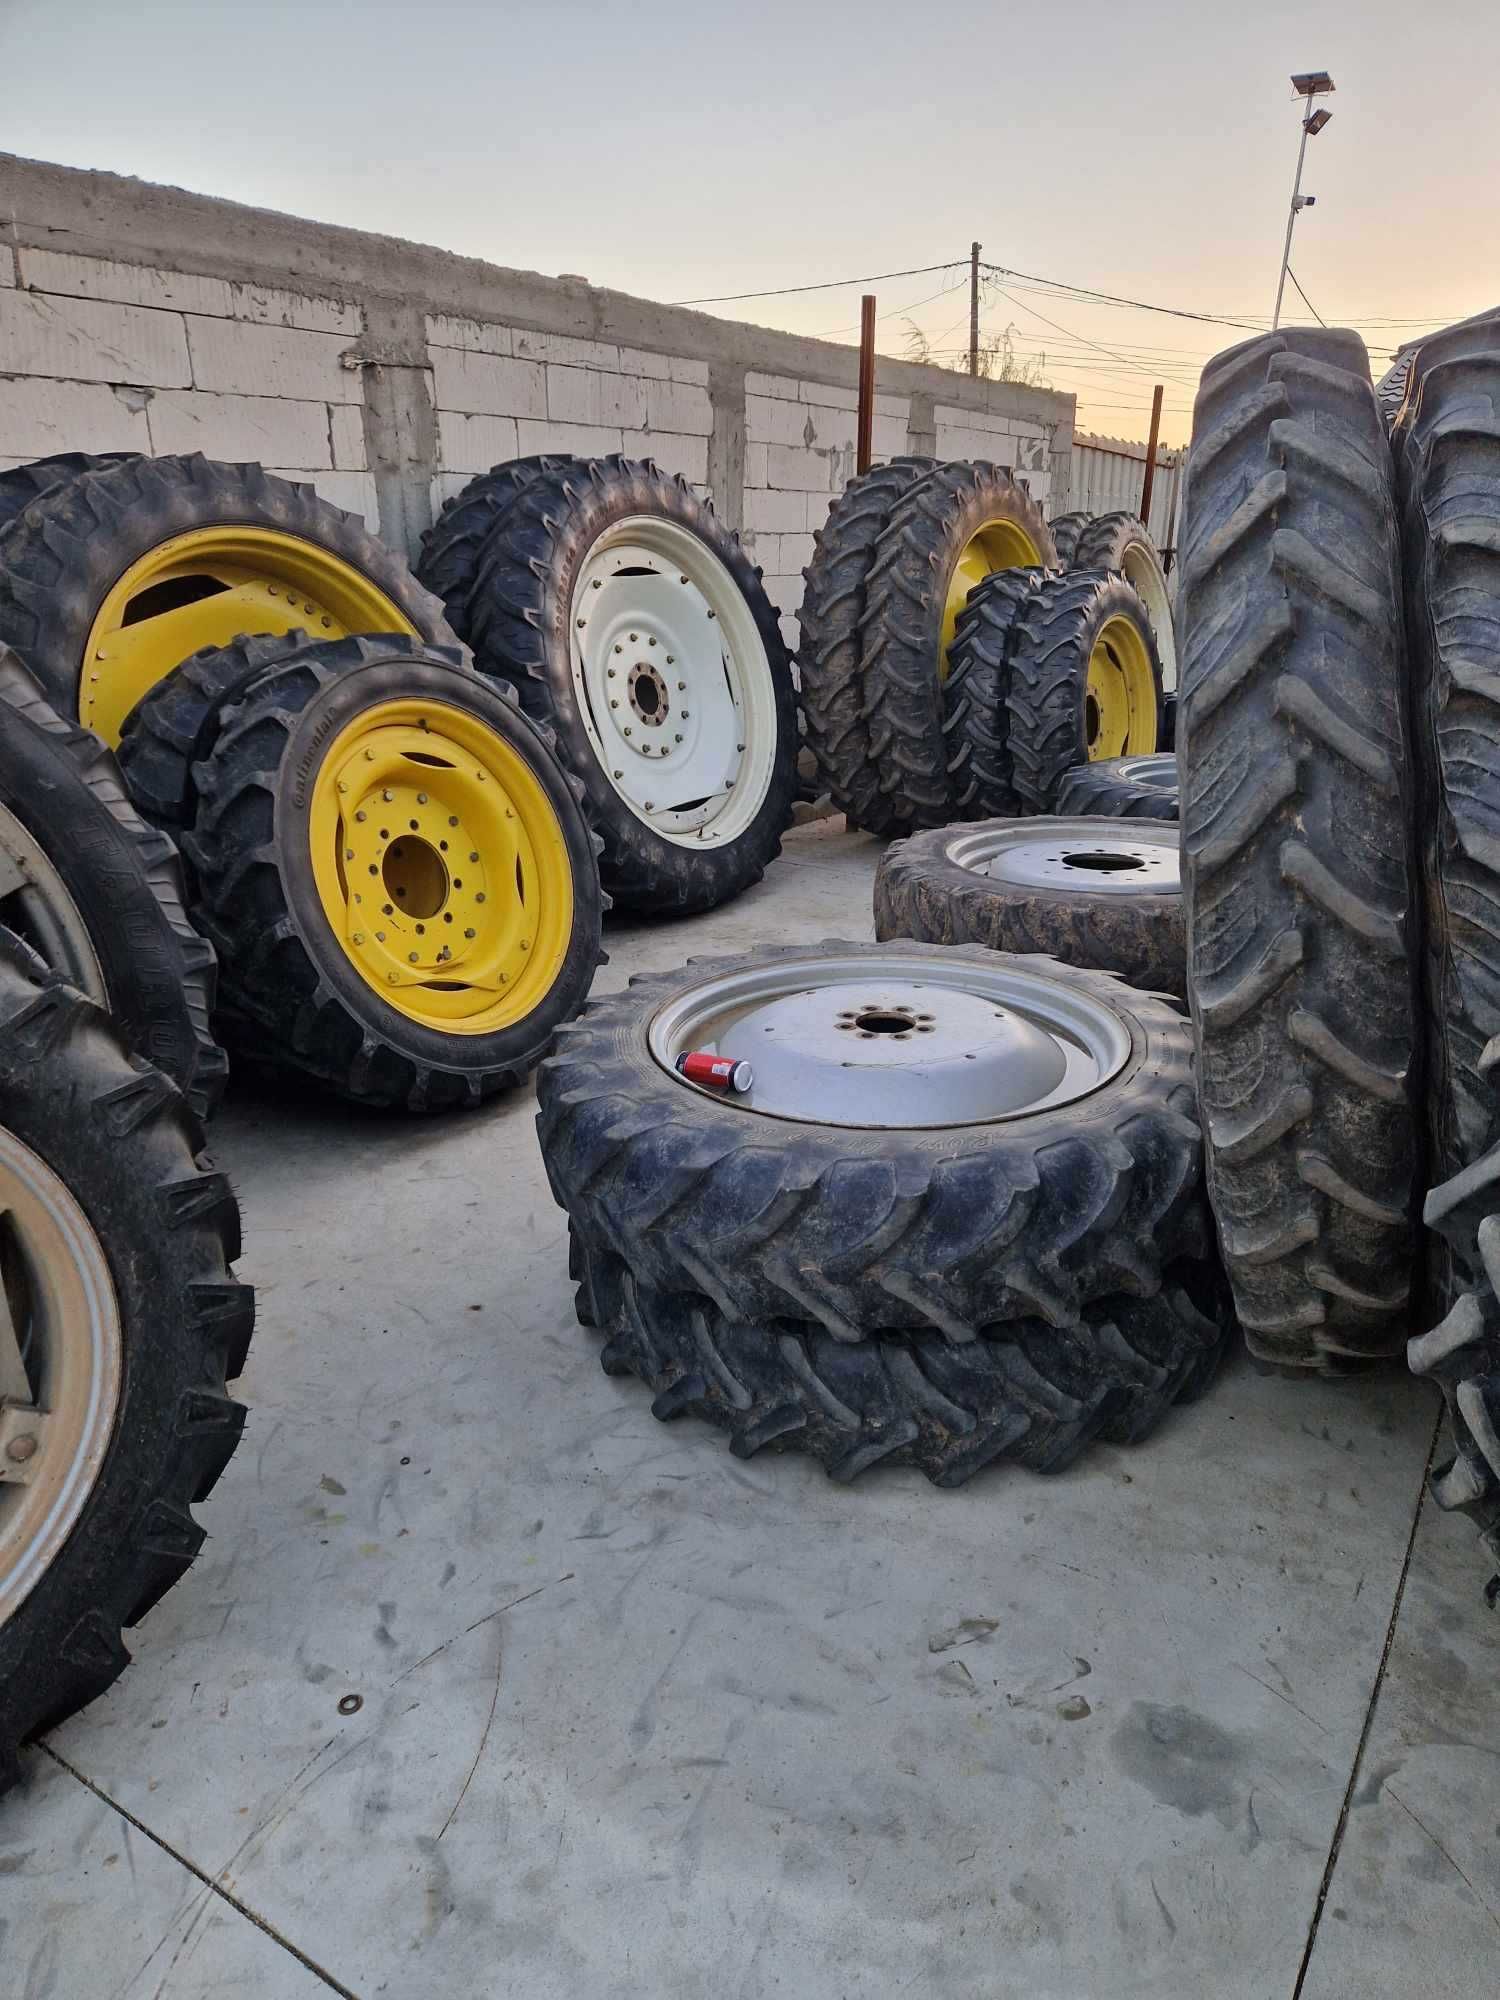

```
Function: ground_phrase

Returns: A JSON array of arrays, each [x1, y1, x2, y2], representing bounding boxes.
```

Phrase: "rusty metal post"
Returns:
[[857, 295, 876, 474], [1139, 384, 1164, 528], [969, 242, 981, 376]]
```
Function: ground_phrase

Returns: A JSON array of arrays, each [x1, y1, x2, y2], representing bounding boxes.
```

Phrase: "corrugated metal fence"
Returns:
[[1069, 432, 1185, 565]]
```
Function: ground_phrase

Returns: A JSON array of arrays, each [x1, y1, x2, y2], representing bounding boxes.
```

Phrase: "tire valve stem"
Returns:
[[676, 1051, 754, 1093]]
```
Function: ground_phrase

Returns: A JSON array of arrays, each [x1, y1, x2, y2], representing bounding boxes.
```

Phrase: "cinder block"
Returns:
[[430, 347, 546, 420], [17, 251, 359, 332], [805, 492, 835, 534], [777, 533, 816, 574], [1015, 433, 1047, 471], [765, 443, 831, 492], [548, 365, 646, 429], [514, 418, 624, 457], [743, 488, 806, 533], [146, 389, 333, 468], [762, 571, 806, 615], [622, 430, 708, 483], [746, 394, 811, 447], [617, 346, 671, 380], [744, 531, 780, 572], [745, 371, 802, 400], [668, 355, 710, 386], [644, 379, 713, 435], [0, 289, 190, 388], [264, 469, 378, 526], [935, 403, 1011, 434], [426, 314, 512, 356], [329, 403, 367, 471], [799, 380, 859, 411], [431, 471, 474, 511], [512, 329, 621, 372], [232, 283, 360, 335], [0, 374, 152, 456], [744, 443, 768, 488], [872, 415, 909, 457], [875, 393, 909, 420], [804, 404, 857, 450], [186, 317, 358, 402], [437, 411, 520, 473]]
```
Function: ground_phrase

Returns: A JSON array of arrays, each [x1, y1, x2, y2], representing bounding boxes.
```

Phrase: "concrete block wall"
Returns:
[[0, 155, 1075, 650]]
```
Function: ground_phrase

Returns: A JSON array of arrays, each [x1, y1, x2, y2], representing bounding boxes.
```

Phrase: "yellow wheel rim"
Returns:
[[1084, 614, 1159, 760], [83, 527, 416, 745], [939, 519, 1045, 679], [308, 698, 574, 1035]]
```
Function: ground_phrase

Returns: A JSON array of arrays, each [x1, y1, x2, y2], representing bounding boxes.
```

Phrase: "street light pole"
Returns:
[[1273, 72, 1334, 331]]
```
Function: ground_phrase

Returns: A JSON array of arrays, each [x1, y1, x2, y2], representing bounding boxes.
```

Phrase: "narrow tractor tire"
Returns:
[[874, 819, 1184, 996], [465, 455, 798, 915], [183, 635, 606, 1111], [0, 943, 252, 1797], [798, 457, 935, 832], [0, 451, 137, 542], [1055, 753, 1179, 822], [942, 568, 1048, 819], [415, 455, 569, 640], [538, 939, 1209, 1343], [1046, 512, 1091, 568], [1179, 329, 1417, 1367], [578, 1237, 1228, 1487], [1069, 512, 1178, 693], [0, 646, 227, 1118], [861, 462, 1055, 827], [1005, 571, 1163, 813]]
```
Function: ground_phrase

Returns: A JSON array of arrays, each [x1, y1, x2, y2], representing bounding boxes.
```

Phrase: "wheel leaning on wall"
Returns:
[[1066, 512, 1178, 695], [415, 455, 571, 640], [0, 451, 138, 543], [464, 455, 798, 916], [0, 454, 456, 746]]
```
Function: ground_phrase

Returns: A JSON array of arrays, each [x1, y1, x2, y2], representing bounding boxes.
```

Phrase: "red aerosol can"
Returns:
[[676, 1050, 754, 1094]]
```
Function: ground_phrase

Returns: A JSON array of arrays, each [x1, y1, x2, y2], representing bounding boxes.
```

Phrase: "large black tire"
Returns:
[[0, 451, 136, 542], [464, 455, 798, 915], [1005, 570, 1163, 813], [0, 453, 455, 741], [1055, 753, 1179, 822], [415, 455, 569, 640], [0, 943, 252, 1796], [1069, 511, 1178, 692], [1179, 329, 1417, 1368], [1394, 309, 1500, 1267], [874, 819, 1184, 996], [797, 457, 935, 833], [538, 940, 1209, 1342], [183, 634, 605, 1111], [0, 646, 226, 1118], [861, 463, 1056, 828], [942, 568, 1047, 820], [1046, 512, 1091, 567], [578, 1236, 1228, 1487]]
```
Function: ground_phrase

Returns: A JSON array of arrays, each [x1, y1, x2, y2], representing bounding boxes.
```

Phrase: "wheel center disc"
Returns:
[[1112, 752, 1178, 795], [650, 951, 1132, 1128], [946, 821, 1180, 895]]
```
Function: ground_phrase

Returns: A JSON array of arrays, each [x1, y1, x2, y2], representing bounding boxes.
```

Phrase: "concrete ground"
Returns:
[[5, 819, 1496, 2000]]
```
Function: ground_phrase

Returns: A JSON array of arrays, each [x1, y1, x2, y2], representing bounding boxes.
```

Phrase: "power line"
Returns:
[[671, 260, 960, 306], [1286, 269, 1327, 327], [981, 261, 1266, 334]]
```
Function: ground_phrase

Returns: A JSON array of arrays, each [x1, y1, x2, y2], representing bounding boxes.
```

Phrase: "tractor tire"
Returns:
[[1055, 752, 1178, 822], [0, 453, 454, 746], [1005, 570, 1162, 813], [1069, 512, 1178, 693], [1179, 329, 1416, 1368], [1375, 352, 1415, 436], [0, 452, 137, 543], [577, 1235, 1228, 1486], [465, 455, 797, 915], [538, 939, 1209, 1342], [798, 457, 935, 833], [0, 645, 226, 1118], [0, 940, 252, 1797], [861, 462, 1056, 827], [942, 568, 1048, 820], [1394, 308, 1500, 1267], [874, 818, 1184, 996], [1160, 691, 1178, 752], [183, 635, 605, 1110], [415, 455, 569, 640], [1046, 512, 1091, 567]]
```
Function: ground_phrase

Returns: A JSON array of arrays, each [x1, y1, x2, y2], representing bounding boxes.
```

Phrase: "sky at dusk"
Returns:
[[2, 0, 1496, 446]]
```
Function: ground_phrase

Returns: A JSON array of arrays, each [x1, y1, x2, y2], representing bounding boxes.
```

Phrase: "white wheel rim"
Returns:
[[570, 516, 778, 846], [0, 802, 108, 1006], [0, 1123, 123, 1628], [1121, 542, 1177, 692]]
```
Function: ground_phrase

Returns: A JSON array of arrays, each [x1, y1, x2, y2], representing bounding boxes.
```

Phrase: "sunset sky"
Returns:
[[3, 0, 1496, 446]]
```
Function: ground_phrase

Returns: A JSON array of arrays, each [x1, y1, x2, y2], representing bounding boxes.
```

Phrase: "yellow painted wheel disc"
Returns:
[[1084, 614, 1158, 760], [83, 528, 415, 745], [308, 698, 574, 1035], [939, 519, 1045, 679]]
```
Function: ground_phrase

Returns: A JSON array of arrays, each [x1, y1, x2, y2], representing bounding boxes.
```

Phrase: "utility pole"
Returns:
[[857, 296, 876, 474], [1273, 72, 1334, 330], [969, 242, 981, 377], [1139, 385, 1164, 528]]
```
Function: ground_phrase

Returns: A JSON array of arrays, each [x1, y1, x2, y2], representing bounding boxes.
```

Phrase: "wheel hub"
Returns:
[[946, 822, 1180, 894], [649, 948, 1131, 1128]]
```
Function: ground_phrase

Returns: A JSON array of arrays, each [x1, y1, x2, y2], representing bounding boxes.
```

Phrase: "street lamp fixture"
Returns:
[[1273, 70, 1336, 330]]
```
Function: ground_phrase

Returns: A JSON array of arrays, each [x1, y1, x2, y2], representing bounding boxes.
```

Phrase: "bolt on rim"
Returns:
[[1084, 613, 1158, 759], [308, 697, 574, 1033], [0, 1122, 123, 1629], [0, 803, 108, 1003], [648, 947, 1132, 1128], [569, 516, 778, 846], [945, 820, 1180, 894]]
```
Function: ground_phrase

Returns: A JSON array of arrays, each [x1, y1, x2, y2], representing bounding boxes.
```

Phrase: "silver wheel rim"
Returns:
[[570, 516, 778, 846], [648, 946, 1132, 1128], [1120, 541, 1177, 693], [1107, 752, 1177, 796], [0, 1123, 123, 1628], [0, 802, 107, 1003], [945, 819, 1179, 894]]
